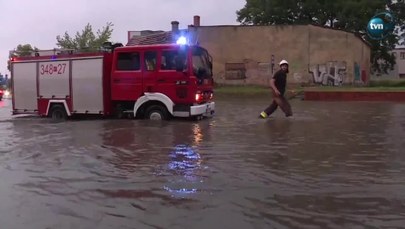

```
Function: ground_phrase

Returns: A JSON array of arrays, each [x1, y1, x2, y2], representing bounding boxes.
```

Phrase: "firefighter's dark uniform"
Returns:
[[260, 68, 293, 118]]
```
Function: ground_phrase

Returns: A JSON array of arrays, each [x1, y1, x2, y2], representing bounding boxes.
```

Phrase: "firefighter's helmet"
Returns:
[[279, 60, 289, 66]]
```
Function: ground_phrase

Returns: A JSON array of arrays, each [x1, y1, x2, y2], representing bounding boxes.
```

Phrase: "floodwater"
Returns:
[[0, 95, 405, 229]]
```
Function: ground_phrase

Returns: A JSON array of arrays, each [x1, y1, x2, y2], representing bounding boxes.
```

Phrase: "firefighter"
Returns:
[[259, 59, 293, 118]]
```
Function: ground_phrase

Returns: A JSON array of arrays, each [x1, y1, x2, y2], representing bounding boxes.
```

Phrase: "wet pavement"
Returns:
[[0, 96, 405, 229]]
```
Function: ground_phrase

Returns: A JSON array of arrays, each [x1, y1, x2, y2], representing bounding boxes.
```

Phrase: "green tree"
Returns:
[[392, 0, 405, 46], [11, 44, 38, 57], [236, 0, 405, 74], [8, 44, 38, 71], [56, 22, 114, 51]]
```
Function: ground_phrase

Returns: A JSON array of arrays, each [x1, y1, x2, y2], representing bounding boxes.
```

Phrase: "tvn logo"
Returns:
[[369, 22, 384, 30], [367, 12, 395, 40]]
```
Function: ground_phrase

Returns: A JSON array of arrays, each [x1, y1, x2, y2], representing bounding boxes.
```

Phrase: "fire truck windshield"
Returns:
[[191, 47, 212, 79]]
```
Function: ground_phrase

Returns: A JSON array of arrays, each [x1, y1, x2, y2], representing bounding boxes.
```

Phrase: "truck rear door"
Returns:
[[12, 61, 38, 112]]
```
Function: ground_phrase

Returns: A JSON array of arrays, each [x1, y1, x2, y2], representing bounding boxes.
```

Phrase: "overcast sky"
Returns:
[[0, 0, 246, 75]]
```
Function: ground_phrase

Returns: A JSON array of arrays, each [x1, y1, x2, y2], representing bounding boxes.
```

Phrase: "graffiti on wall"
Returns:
[[354, 61, 368, 85], [309, 61, 347, 86], [354, 62, 361, 82]]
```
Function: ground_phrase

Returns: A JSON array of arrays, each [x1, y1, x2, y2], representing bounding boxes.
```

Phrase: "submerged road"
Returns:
[[0, 96, 404, 228]]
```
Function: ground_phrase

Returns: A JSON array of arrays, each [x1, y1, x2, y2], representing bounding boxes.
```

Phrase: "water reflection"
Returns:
[[97, 119, 213, 200], [192, 124, 204, 146], [164, 144, 203, 195], [99, 120, 211, 173]]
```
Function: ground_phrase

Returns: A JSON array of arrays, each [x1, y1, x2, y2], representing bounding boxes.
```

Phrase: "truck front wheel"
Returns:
[[145, 105, 169, 120], [49, 104, 68, 121]]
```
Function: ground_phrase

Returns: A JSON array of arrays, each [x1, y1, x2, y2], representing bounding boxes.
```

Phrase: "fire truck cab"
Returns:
[[9, 42, 215, 121]]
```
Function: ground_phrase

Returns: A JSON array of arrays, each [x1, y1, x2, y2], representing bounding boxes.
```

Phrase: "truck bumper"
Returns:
[[173, 102, 215, 118], [190, 102, 215, 117]]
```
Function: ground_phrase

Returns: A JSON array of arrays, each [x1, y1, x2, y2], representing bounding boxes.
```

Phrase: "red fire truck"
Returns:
[[9, 41, 215, 120]]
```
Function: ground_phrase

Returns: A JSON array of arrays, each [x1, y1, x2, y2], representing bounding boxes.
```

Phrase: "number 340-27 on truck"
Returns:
[[9, 42, 215, 121]]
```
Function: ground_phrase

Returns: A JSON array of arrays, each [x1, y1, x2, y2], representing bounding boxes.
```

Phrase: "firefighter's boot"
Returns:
[[259, 111, 268, 119]]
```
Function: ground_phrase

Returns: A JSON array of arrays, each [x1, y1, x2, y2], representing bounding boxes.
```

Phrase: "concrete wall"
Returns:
[[191, 25, 371, 86], [308, 26, 370, 86]]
